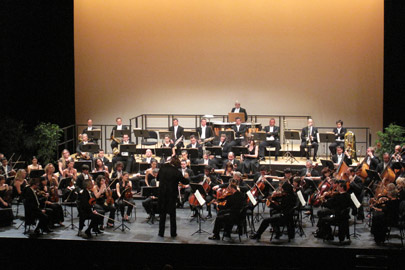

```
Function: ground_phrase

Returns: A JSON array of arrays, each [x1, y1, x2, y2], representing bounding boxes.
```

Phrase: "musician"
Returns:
[[177, 160, 193, 208], [62, 160, 77, 181], [142, 160, 159, 187], [329, 120, 347, 155], [110, 162, 124, 188], [80, 118, 98, 143], [112, 134, 134, 173], [223, 162, 235, 176], [115, 172, 134, 221], [76, 164, 91, 191], [392, 145, 404, 162], [231, 100, 248, 122], [396, 177, 405, 201], [142, 149, 157, 164], [186, 135, 203, 162], [0, 176, 13, 226], [300, 118, 319, 161], [365, 147, 380, 171], [332, 146, 352, 166], [169, 118, 184, 148], [77, 179, 103, 238], [259, 118, 281, 161], [12, 169, 27, 199], [222, 152, 241, 172], [92, 175, 115, 229], [214, 133, 231, 159], [142, 169, 159, 221], [0, 158, 15, 179], [347, 168, 365, 221], [300, 160, 320, 200], [208, 178, 246, 240], [110, 117, 129, 149], [58, 149, 74, 175], [197, 118, 214, 145], [213, 172, 249, 193], [198, 151, 218, 169], [241, 139, 259, 174], [180, 150, 191, 167], [38, 177, 64, 227], [157, 157, 189, 237], [314, 180, 353, 242], [95, 149, 111, 172], [76, 133, 92, 159], [231, 117, 248, 146], [23, 178, 52, 234], [250, 182, 297, 240], [376, 152, 392, 175], [27, 156, 42, 175], [267, 168, 295, 185]]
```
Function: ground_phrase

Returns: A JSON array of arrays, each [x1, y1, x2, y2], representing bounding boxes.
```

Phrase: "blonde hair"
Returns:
[[15, 169, 26, 181], [44, 163, 55, 174]]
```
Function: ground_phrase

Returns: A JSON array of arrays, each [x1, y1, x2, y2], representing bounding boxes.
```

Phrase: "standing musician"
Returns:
[[115, 172, 134, 221], [208, 178, 246, 240], [250, 182, 297, 240], [38, 177, 64, 227], [332, 146, 353, 166], [75, 164, 92, 191], [241, 139, 259, 174], [110, 117, 129, 150], [27, 156, 42, 175], [300, 118, 319, 161], [259, 118, 281, 161], [80, 118, 98, 143], [112, 134, 134, 173], [77, 179, 103, 238], [329, 120, 347, 155], [231, 100, 248, 122], [92, 175, 115, 229], [157, 157, 189, 237], [231, 117, 248, 147], [58, 149, 74, 175], [23, 178, 52, 234], [197, 118, 214, 145], [169, 118, 184, 148], [186, 135, 203, 162], [222, 152, 241, 172]]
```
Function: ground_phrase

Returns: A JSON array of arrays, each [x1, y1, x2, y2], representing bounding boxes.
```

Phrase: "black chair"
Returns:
[[222, 206, 249, 242], [141, 131, 158, 147], [270, 208, 296, 242]]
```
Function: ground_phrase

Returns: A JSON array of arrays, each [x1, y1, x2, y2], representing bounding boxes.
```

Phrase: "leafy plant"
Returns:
[[34, 122, 63, 165], [375, 123, 405, 157]]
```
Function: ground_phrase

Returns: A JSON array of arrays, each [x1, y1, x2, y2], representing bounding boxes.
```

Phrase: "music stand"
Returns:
[[231, 146, 248, 157], [251, 132, 267, 143], [220, 175, 232, 184], [114, 192, 131, 232], [155, 148, 173, 160], [85, 129, 101, 141], [183, 131, 198, 140], [319, 132, 335, 158], [82, 143, 100, 154], [90, 171, 106, 180], [219, 130, 235, 142], [186, 148, 199, 160], [114, 129, 131, 138], [133, 129, 150, 145], [206, 147, 222, 157], [320, 159, 335, 170], [283, 130, 300, 164], [141, 186, 159, 224], [74, 160, 93, 172], [29, 169, 45, 179], [228, 112, 245, 123], [119, 144, 137, 154], [189, 183, 209, 235], [190, 164, 206, 175]]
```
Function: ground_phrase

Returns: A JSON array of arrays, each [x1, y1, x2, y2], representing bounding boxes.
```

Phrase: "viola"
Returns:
[[124, 185, 132, 199], [309, 178, 332, 207]]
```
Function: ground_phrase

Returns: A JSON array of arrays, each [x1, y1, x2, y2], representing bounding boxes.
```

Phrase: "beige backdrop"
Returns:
[[74, 0, 383, 137]]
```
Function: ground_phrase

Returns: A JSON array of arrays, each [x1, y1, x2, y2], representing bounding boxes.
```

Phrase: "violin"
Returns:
[[105, 188, 114, 205], [89, 197, 96, 206], [308, 178, 332, 207], [124, 185, 132, 199], [265, 190, 286, 207], [210, 185, 236, 209]]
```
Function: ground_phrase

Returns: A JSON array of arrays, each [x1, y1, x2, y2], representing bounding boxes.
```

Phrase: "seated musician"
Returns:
[[370, 184, 400, 245], [376, 152, 392, 175], [223, 162, 235, 176], [142, 168, 159, 221], [231, 117, 248, 147], [142, 149, 157, 164], [38, 177, 64, 227], [177, 160, 194, 208], [197, 118, 214, 146], [60, 160, 77, 202], [76, 164, 92, 191], [93, 158, 110, 183], [300, 160, 320, 200], [115, 172, 134, 221], [76, 133, 93, 160], [300, 118, 319, 161], [58, 149, 74, 175], [241, 139, 259, 174], [208, 178, 246, 240], [161, 134, 176, 161], [222, 152, 241, 172], [259, 118, 281, 161], [267, 168, 295, 185], [347, 168, 365, 221], [213, 172, 249, 193], [397, 177, 405, 201], [12, 169, 28, 200], [314, 180, 353, 242], [77, 179, 103, 238], [110, 117, 129, 149], [329, 120, 347, 155], [80, 118, 98, 143], [112, 134, 134, 173], [95, 149, 111, 172], [27, 156, 42, 175], [92, 175, 115, 229], [365, 147, 380, 171], [111, 161, 124, 182], [252, 166, 273, 201], [169, 118, 184, 148], [186, 135, 203, 163], [332, 145, 352, 166], [214, 133, 231, 160], [231, 100, 248, 122], [180, 150, 191, 167], [198, 151, 218, 169], [0, 176, 13, 225], [23, 178, 52, 235], [250, 182, 297, 240], [1, 158, 16, 180]]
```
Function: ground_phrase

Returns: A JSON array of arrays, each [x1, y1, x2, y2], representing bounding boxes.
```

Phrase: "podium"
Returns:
[[228, 112, 245, 123], [283, 130, 300, 164]]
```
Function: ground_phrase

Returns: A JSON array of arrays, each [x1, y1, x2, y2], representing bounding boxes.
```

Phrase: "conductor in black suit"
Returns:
[[169, 118, 184, 148], [157, 157, 189, 237], [329, 120, 347, 155], [231, 100, 248, 122], [300, 118, 319, 161], [110, 117, 129, 149], [259, 118, 281, 161]]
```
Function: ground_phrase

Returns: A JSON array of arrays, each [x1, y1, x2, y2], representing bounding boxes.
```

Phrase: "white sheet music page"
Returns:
[[195, 190, 206, 206], [246, 190, 257, 206]]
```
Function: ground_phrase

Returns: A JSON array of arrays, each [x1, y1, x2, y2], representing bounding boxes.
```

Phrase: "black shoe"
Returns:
[[191, 212, 198, 218], [84, 229, 92, 238], [93, 229, 103, 234], [313, 157, 317, 162], [275, 156, 278, 161], [171, 234, 177, 238], [158, 233, 164, 237], [208, 235, 220, 240], [206, 214, 212, 219], [43, 228, 53, 233], [249, 233, 261, 240]]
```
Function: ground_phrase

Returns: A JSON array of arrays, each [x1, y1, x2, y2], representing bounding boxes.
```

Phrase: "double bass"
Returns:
[[188, 176, 211, 207]]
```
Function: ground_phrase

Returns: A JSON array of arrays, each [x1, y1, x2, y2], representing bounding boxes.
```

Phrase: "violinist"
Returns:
[[396, 177, 405, 201], [267, 168, 294, 185], [142, 168, 159, 221], [62, 160, 77, 181], [222, 152, 241, 172], [208, 178, 246, 240], [223, 162, 235, 177], [308, 168, 333, 207], [346, 168, 365, 221], [76, 164, 92, 191], [116, 172, 134, 221], [27, 156, 42, 175], [77, 179, 103, 238], [370, 183, 400, 245], [38, 177, 64, 227], [198, 151, 218, 169], [92, 175, 115, 229], [0, 176, 13, 226], [251, 166, 273, 200], [332, 146, 352, 166], [93, 158, 110, 184], [300, 160, 320, 200], [111, 161, 124, 183], [193, 166, 219, 219], [58, 149, 74, 175], [180, 150, 191, 168], [314, 180, 353, 242], [250, 182, 297, 240], [12, 169, 28, 200], [213, 172, 248, 193], [0, 158, 16, 179], [143, 160, 159, 187]]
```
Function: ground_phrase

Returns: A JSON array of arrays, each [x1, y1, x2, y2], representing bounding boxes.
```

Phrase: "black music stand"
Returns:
[[62, 200, 79, 230], [133, 129, 150, 146], [155, 148, 173, 161], [283, 130, 300, 164], [319, 133, 335, 158], [183, 131, 198, 140], [220, 175, 232, 184], [114, 193, 131, 232], [251, 132, 267, 143], [219, 130, 235, 142], [320, 159, 335, 170], [190, 164, 206, 175], [119, 144, 137, 154], [74, 160, 93, 172], [29, 169, 45, 179], [186, 148, 199, 160], [189, 183, 210, 235], [231, 146, 248, 157], [90, 171, 106, 180], [82, 143, 100, 154], [206, 146, 222, 157], [85, 129, 101, 141], [114, 129, 131, 138], [141, 186, 159, 224]]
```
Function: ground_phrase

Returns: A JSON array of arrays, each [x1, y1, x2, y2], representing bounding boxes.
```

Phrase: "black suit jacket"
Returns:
[[333, 127, 347, 141], [222, 159, 241, 171], [168, 125, 184, 140], [157, 163, 189, 212], [332, 154, 353, 166], [231, 107, 248, 122], [141, 157, 157, 164], [300, 167, 320, 177], [197, 158, 218, 169], [77, 188, 93, 218], [196, 126, 214, 139], [186, 143, 203, 158], [376, 161, 392, 174], [264, 126, 280, 141], [23, 187, 42, 217], [301, 126, 319, 143], [365, 156, 380, 171], [232, 125, 248, 139], [179, 168, 195, 178]]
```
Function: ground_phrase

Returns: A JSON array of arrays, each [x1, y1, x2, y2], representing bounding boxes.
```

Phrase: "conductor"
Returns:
[[157, 157, 189, 237]]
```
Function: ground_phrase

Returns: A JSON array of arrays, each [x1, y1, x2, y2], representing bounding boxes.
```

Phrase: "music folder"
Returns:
[[205, 146, 222, 157], [29, 169, 45, 179], [82, 143, 100, 153], [155, 148, 173, 157], [85, 129, 101, 140], [141, 186, 159, 197], [119, 144, 137, 153], [114, 129, 131, 138], [319, 132, 335, 143]]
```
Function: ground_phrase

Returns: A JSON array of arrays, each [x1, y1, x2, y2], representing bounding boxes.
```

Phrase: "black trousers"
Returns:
[[94, 203, 116, 225], [300, 142, 318, 158], [212, 213, 237, 237], [159, 208, 176, 236], [79, 211, 103, 231], [143, 197, 158, 215], [35, 211, 50, 231], [116, 198, 134, 217], [259, 140, 281, 158]]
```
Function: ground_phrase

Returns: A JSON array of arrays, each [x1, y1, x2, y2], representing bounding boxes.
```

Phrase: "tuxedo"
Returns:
[[198, 158, 218, 169], [376, 161, 392, 175], [231, 124, 248, 147], [196, 126, 214, 140], [332, 153, 353, 166], [329, 127, 347, 155], [231, 107, 248, 122], [214, 139, 231, 159], [169, 125, 184, 147], [259, 125, 281, 159], [300, 126, 319, 160], [186, 143, 203, 162]]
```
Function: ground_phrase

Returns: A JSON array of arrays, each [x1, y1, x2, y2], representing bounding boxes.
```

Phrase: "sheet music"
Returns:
[[350, 193, 361, 209], [246, 190, 257, 206], [297, 190, 306, 207], [195, 190, 206, 206]]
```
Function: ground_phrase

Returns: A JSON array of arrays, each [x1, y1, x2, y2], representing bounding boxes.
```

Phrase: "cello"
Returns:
[[188, 176, 211, 207]]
